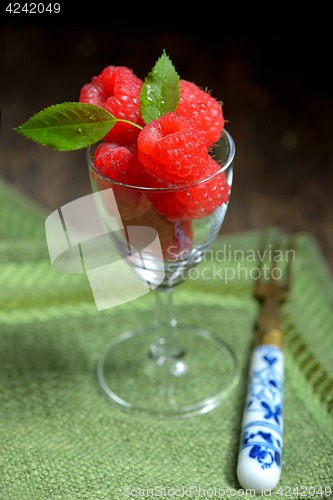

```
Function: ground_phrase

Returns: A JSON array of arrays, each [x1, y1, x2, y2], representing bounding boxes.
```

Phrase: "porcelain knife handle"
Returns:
[[237, 343, 284, 494]]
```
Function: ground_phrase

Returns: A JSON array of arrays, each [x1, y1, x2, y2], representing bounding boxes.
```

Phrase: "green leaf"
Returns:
[[140, 50, 181, 124], [14, 102, 117, 151]]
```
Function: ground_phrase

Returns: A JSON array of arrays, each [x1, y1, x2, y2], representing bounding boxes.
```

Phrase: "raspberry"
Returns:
[[102, 95, 143, 143], [93, 141, 135, 180], [149, 156, 230, 222], [92, 141, 151, 221], [175, 80, 224, 148], [137, 112, 209, 186], [80, 66, 144, 143]]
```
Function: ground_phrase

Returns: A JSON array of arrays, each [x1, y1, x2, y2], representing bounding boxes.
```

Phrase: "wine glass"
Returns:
[[86, 129, 237, 418]]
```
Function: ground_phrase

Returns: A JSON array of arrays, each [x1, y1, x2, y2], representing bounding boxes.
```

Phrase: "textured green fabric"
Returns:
[[0, 177, 332, 499]]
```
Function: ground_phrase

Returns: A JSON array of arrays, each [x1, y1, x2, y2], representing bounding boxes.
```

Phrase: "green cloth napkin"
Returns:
[[0, 178, 332, 500]]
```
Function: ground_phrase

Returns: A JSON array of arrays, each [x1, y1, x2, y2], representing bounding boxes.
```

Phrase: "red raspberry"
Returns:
[[149, 156, 230, 222], [101, 66, 142, 99], [92, 141, 151, 220], [79, 74, 105, 107], [80, 66, 144, 143], [94, 141, 135, 180], [137, 112, 209, 186], [175, 80, 224, 148]]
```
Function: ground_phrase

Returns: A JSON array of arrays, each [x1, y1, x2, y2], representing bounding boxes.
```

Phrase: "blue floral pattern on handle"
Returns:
[[240, 345, 284, 470]]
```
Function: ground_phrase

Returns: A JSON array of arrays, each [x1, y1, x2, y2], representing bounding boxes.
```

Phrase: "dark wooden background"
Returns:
[[1, 23, 333, 273]]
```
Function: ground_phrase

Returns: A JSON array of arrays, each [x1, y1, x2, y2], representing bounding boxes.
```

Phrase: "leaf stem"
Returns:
[[116, 119, 143, 130]]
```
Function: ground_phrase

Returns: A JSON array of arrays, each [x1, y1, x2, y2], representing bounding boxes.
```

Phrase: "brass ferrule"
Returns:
[[254, 328, 284, 349]]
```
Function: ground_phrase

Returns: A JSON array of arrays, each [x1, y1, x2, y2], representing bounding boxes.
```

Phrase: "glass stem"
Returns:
[[149, 288, 184, 360]]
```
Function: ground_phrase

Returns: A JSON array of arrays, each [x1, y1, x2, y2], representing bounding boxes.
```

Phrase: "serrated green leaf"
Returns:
[[14, 102, 117, 151], [140, 50, 181, 124]]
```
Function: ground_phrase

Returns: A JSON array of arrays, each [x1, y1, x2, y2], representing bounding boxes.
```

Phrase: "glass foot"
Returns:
[[97, 326, 239, 419]]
